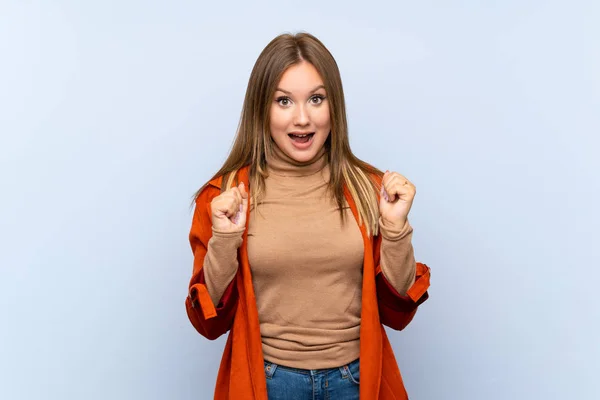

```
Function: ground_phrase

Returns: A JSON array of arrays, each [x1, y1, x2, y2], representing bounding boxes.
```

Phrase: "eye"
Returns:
[[275, 96, 292, 107], [310, 94, 326, 105]]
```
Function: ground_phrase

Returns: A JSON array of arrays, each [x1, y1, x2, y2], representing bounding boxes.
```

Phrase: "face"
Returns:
[[269, 61, 331, 163]]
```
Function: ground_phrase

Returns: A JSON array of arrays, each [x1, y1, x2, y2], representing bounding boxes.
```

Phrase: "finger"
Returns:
[[227, 200, 238, 217], [212, 196, 233, 217], [230, 189, 244, 215], [382, 170, 391, 187], [222, 191, 240, 217], [387, 175, 413, 193], [230, 187, 242, 205], [239, 183, 249, 213], [382, 171, 404, 189], [238, 182, 249, 213], [386, 178, 402, 196], [382, 172, 402, 201], [383, 179, 401, 198], [388, 183, 415, 201], [239, 182, 248, 199], [387, 173, 407, 185], [381, 171, 392, 200]]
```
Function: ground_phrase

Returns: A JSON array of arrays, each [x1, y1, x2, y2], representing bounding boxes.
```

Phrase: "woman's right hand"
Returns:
[[210, 182, 249, 232]]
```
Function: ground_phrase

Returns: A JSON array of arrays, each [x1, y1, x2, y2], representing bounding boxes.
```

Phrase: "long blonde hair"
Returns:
[[194, 32, 383, 236]]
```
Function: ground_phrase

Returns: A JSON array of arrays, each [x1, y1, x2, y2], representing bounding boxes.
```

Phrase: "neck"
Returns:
[[266, 143, 328, 178]]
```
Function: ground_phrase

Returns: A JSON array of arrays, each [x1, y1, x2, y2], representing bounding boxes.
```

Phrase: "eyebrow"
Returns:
[[275, 84, 326, 95]]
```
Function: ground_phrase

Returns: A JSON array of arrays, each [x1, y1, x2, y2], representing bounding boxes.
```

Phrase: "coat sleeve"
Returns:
[[185, 186, 239, 340], [374, 228, 431, 331]]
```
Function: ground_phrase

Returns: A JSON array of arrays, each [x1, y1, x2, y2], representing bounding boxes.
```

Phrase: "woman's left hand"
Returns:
[[379, 171, 416, 229]]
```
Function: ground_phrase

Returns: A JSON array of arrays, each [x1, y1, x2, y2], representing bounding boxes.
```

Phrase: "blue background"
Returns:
[[1, 1, 598, 399]]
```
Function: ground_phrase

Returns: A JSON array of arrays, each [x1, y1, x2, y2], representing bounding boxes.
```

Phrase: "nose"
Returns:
[[293, 104, 310, 127]]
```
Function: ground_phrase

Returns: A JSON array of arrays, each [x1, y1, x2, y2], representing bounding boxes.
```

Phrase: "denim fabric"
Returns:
[[264, 358, 360, 400]]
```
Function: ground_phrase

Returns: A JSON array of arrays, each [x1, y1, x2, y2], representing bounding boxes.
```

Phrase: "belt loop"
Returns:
[[339, 364, 350, 379], [265, 361, 278, 379]]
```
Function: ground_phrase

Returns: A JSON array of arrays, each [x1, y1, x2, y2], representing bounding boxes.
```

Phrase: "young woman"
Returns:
[[185, 32, 431, 400]]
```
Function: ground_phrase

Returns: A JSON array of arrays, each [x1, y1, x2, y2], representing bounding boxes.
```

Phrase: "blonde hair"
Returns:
[[194, 32, 383, 236]]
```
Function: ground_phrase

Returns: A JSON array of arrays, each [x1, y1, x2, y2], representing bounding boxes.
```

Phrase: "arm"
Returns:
[[378, 216, 416, 295], [203, 228, 244, 306], [374, 228, 431, 331], [185, 186, 243, 340], [373, 170, 430, 331]]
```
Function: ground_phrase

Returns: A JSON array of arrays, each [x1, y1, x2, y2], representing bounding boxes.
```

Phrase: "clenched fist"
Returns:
[[210, 182, 249, 232], [380, 171, 416, 230]]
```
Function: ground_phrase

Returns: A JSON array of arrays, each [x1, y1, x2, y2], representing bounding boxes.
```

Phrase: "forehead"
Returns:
[[277, 61, 325, 92]]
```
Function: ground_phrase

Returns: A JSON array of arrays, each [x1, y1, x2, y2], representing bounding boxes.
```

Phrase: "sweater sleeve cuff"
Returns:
[[208, 227, 245, 252], [211, 226, 246, 238]]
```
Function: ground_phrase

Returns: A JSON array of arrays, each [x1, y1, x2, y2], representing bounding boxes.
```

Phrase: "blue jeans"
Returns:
[[264, 358, 360, 400]]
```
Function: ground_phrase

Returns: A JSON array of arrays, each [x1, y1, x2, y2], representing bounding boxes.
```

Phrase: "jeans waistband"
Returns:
[[264, 358, 359, 378]]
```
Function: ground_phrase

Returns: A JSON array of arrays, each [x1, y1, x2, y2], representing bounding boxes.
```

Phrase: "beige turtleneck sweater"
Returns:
[[202, 145, 415, 369]]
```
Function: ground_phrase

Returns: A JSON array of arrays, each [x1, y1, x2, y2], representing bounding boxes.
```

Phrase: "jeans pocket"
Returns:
[[341, 359, 360, 385]]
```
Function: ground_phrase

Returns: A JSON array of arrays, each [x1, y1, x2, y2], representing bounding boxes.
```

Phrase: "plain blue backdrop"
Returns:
[[1, 1, 598, 399]]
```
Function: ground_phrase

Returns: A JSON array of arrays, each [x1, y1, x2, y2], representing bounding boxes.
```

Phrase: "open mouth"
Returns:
[[288, 132, 315, 144]]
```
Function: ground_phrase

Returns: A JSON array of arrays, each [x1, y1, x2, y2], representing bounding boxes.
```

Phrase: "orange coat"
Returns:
[[186, 165, 431, 399]]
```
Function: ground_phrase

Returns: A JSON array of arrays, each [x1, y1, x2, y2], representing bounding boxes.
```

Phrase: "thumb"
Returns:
[[239, 182, 248, 198], [239, 182, 249, 210]]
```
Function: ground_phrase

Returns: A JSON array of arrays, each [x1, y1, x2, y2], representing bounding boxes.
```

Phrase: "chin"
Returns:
[[287, 150, 319, 163]]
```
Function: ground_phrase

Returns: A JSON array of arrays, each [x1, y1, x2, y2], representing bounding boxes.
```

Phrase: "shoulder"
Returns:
[[194, 177, 222, 213]]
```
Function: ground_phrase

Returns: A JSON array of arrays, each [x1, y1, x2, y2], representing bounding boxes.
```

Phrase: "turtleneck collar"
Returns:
[[266, 142, 328, 178]]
